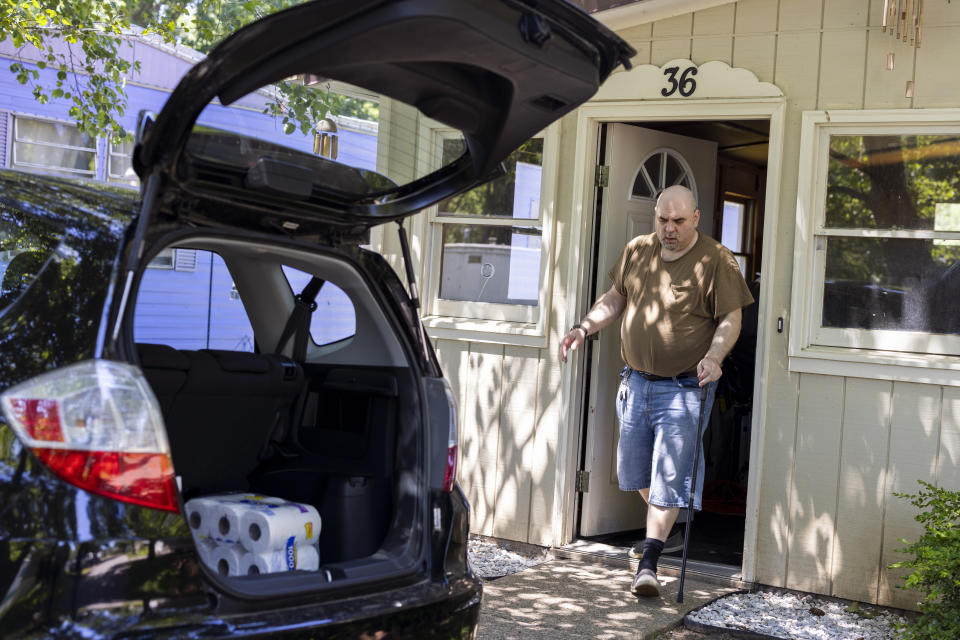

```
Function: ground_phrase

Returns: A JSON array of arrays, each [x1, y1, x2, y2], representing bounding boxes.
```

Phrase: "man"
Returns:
[[559, 185, 754, 597]]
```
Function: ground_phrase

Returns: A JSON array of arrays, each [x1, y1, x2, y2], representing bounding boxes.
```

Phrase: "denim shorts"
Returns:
[[615, 367, 717, 510]]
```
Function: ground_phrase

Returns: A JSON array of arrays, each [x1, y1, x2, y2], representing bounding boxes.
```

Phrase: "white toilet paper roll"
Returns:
[[241, 544, 320, 575], [212, 502, 248, 543], [195, 536, 218, 566], [211, 543, 245, 577], [239, 502, 321, 553], [185, 497, 220, 537]]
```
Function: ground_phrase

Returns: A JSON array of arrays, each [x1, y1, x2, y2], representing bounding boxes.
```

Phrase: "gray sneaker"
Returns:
[[627, 527, 685, 559], [631, 567, 660, 597]]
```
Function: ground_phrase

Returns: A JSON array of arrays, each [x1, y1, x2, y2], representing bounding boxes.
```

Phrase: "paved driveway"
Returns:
[[477, 559, 737, 639]]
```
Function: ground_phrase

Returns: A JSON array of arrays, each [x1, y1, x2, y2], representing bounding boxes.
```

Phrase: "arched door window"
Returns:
[[630, 149, 696, 201]]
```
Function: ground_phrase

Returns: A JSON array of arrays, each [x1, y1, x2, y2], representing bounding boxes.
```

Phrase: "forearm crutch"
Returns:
[[676, 384, 709, 604]]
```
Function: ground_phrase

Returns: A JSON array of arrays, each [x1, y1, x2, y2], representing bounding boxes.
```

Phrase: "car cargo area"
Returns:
[[130, 237, 426, 587], [139, 344, 414, 565]]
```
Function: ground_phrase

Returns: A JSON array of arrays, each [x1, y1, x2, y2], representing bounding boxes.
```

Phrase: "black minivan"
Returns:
[[0, 1, 633, 637]]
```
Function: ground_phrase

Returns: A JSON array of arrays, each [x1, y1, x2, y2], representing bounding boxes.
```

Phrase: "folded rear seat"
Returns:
[[136, 344, 304, 496], [136, 343, 191, 416]]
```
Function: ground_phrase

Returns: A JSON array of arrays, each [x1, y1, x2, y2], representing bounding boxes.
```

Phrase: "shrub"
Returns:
[[891, 480, 960, 640]]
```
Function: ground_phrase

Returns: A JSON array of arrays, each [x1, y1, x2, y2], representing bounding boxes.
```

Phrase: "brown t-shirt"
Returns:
[[608, 232, 754, 376]]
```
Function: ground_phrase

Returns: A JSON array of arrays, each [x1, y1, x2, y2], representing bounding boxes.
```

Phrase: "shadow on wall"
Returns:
[[758, 376, 957, 608]]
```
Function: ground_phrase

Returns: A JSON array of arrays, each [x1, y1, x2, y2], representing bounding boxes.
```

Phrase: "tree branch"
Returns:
[[828, 185, 868, 202], [829, 148, 870, 171]]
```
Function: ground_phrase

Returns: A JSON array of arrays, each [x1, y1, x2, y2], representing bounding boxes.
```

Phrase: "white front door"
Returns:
[[578, 122, 718, 537]]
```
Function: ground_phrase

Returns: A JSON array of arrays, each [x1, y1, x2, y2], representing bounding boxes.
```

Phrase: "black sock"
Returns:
[[639, 538, 664, 572]]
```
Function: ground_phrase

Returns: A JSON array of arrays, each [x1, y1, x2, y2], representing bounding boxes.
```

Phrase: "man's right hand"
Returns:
[[559, 327, 587, 363], [559, 287, 626, 363]]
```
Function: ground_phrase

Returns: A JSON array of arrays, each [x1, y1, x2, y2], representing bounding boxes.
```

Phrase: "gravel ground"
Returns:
[[682, 590, 909, 640], [467, 536, 550, 579]]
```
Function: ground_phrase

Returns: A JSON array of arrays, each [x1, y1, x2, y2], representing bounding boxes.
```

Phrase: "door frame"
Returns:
[[554, 97, 786, 584]]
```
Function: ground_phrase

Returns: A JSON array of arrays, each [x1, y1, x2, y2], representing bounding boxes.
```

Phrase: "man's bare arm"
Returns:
[[559, 286, 627, 363], [696, 308, 742, 386]]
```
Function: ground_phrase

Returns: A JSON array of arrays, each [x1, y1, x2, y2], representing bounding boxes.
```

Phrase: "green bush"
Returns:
[[891, 480, 960, 640]]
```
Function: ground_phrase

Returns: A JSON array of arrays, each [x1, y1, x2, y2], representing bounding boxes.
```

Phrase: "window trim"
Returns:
[[147, 247, 176, 270], [719, 195, 753, 277], [789, 109, 960, 381], [418, 122, 559, 345], [629, 147, 697, 201], [107, 137, 138, 185], [11, 114, 97, 178]]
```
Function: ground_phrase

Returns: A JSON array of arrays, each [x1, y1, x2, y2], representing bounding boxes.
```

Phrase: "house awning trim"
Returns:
[[594, 59, 784, 102]]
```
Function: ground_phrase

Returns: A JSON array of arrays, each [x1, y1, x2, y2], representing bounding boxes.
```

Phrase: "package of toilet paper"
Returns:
[[187, 493, 322, 576]]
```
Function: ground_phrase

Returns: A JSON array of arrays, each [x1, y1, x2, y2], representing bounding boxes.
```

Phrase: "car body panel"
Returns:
[[135, 0, 634, 230], [0, 172, 480, 636]]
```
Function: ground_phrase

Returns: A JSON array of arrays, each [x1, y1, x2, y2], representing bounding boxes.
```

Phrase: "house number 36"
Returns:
[[661, 65, 698, 97]]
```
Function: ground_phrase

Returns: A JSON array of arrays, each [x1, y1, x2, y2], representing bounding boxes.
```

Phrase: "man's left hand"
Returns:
[[697, 356, 722, 387]]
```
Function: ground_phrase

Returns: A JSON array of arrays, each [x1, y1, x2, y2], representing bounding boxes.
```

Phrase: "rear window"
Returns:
[[0, 202, 64, 310], [185, 80, 460, 201], [282, 265, 356, 346], [134, 249, 254, 351]]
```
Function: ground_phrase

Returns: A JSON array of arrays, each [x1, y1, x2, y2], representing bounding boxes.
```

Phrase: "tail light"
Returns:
[[441, 380, 458, 493], [1, 360, 179, 512]]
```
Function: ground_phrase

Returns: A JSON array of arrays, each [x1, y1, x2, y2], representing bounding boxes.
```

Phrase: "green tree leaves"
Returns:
[[0, 1, 375, 145], [891, 481, 960, 640], [1, 0, 141, 143]]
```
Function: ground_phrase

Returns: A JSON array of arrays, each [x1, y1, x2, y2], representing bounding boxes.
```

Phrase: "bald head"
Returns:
[[654, 185, 700, 257], [656, 185, 697, 215]]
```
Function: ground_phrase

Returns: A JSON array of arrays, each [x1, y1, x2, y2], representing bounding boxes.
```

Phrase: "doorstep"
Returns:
[[476, 558, 739, 640], [554, 538, 752, 590]]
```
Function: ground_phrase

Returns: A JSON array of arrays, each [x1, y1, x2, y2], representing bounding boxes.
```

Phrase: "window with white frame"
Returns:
[[792, 111, 960, 359], [108, 137, 139, 186], [719, 197, 751, 276], [425, 129, 556, 327], [11, 116, 96, 178], [147, 248, 198, 271], [630, 149, 693, 198]]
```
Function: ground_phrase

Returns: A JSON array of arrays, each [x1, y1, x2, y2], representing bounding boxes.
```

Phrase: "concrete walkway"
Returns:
[[477, 559, 737, 640]]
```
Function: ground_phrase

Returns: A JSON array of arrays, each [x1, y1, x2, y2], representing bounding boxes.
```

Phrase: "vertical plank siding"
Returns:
[[879, 383, 942, 609], [691, 4, 736, 65], [433, 337, 554, 545], [650, 14, 693, 64], [461, 343, 504, 537], [831, 379, 892, 602], [785, 374, 844, 594], [939, 388, 960, 488], [732, 0, 778, 83], [817, 30, 868, 108], [493, 347, 541, 541]]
